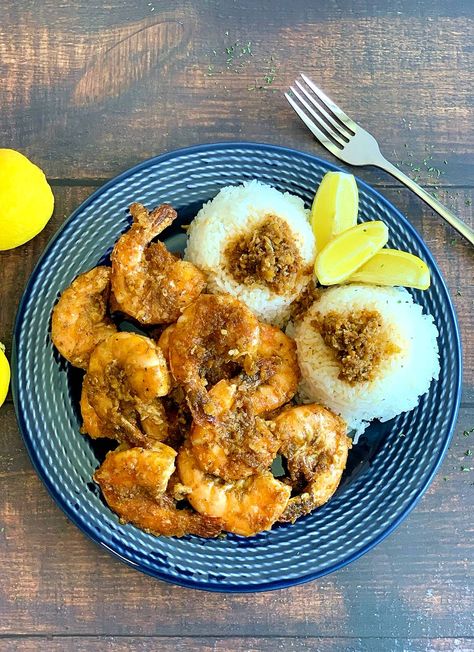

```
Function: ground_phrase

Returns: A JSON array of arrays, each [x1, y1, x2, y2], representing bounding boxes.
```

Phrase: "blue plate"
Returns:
[[12, 142, 462, 592]]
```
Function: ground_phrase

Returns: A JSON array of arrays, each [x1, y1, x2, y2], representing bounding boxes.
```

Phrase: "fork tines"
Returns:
[[285, 74, 356, 153]]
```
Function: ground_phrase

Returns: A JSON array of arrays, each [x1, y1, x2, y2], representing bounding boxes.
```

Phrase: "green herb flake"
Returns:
[[264, 69, 276, 85], [465, 450, 472, 456], [463, 428, 474, 437], [240, 41, 253, 56], [465, 199, 472, 206], [460, 466, 470, 472]]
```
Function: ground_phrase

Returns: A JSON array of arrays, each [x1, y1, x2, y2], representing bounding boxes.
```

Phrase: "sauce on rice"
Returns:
[[312, 309, 399, 384], [224, 215, 302, 294]]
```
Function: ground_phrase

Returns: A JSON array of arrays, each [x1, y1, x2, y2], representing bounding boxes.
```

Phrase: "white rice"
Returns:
[[293, 285, 440, 440], [184, 181, 316, 327]]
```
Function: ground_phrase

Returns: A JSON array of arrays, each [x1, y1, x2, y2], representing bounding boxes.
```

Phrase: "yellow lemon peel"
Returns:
[[0, 149, 54, 250], [0, 343, 10, 408]]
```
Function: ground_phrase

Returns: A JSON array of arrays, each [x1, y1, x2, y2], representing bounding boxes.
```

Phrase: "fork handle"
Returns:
[[375, 159, 474, 246]]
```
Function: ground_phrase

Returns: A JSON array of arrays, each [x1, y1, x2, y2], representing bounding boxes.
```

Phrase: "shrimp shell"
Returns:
[[51, 266, 117, 369], [177, 443, 290, 536], [168, 294, 260, 423], [272, 404, 350, 523], [111, 203, 206, 325], [95, 444, 222, 538], [82, 332, 171, 447]]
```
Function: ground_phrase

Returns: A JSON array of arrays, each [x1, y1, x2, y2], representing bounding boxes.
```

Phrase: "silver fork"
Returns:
[[285, 74, 474, 246]]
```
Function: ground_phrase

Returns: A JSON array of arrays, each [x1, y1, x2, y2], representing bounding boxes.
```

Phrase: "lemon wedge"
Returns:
[[0, 149, 54, 250], [310, 171, 359, 252], [0, 343, 10, 408], [347, 249, 431, 290], [315, 221, 389, 285]]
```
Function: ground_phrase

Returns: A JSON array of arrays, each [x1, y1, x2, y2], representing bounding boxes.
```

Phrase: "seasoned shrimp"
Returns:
[[80, 375, 113, 439], [94, 443, 222, 538], [157, 323, 175, 366], [245, 322, 300, 415], [51, 266, 117, 369], [111, 203, 206, 325], [81, 371, 171, 443], [82, 332, 171, 446], [272, 404, 350, 523], [177, 443, 290, 536], [168, 294, 260, 422], [189, 379, 280, 481]]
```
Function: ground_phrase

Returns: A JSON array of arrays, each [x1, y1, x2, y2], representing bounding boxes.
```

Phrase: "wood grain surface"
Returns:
[[0, 0, 473, 650]]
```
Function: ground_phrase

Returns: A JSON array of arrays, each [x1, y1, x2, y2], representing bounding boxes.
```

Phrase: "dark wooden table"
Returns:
[[1, 1, 473, 650]]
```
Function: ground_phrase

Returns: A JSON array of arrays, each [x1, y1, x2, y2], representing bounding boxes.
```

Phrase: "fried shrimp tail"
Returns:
[[51, 266, 117, 369], [272, 404, 350, 523], [94, 443, 222, 538], [177, 443, 290, 536], [111, 203, 206, 325]]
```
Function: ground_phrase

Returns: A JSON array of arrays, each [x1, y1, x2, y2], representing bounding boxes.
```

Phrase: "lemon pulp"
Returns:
[[348, 249, 431, 290], [310, 171, 359, 252], [315, 221, 389, 285], [0, 149, 54, 250]]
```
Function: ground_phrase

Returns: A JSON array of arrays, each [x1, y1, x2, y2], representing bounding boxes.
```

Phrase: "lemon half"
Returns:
[[315, 221, 389, 285], [348, 249, 431, 290], [0, 149, 54, 250], [310, 171, 359, 252]]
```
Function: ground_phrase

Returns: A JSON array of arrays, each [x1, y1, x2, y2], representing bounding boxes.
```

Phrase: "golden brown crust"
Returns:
[[94, 446, 222, 538], [168, 294, 260, 423], [110, 203, 206, 325], [272, 404, 351, 523], [51, 266, 117, 369]]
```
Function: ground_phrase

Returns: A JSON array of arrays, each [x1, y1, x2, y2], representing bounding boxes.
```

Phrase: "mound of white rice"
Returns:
[[184, 181, 316, 326], [293, 285, 440, 439]]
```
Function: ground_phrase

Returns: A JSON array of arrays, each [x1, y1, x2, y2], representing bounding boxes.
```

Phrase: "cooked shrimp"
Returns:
[[177, 443, 290, 536], [81, 371, 170, 443], [82, 332, 171, 446], [245, 322, 300, 415], [111, 203, 206, 325], [51, 266, 117, 369], [168, 294, 260, 422], [189, 379, 280, 481], [80, 375, 114, 439], [94, 443, 222, 538], [271, 404, 350, 523], [157, 323, 175, 366]]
